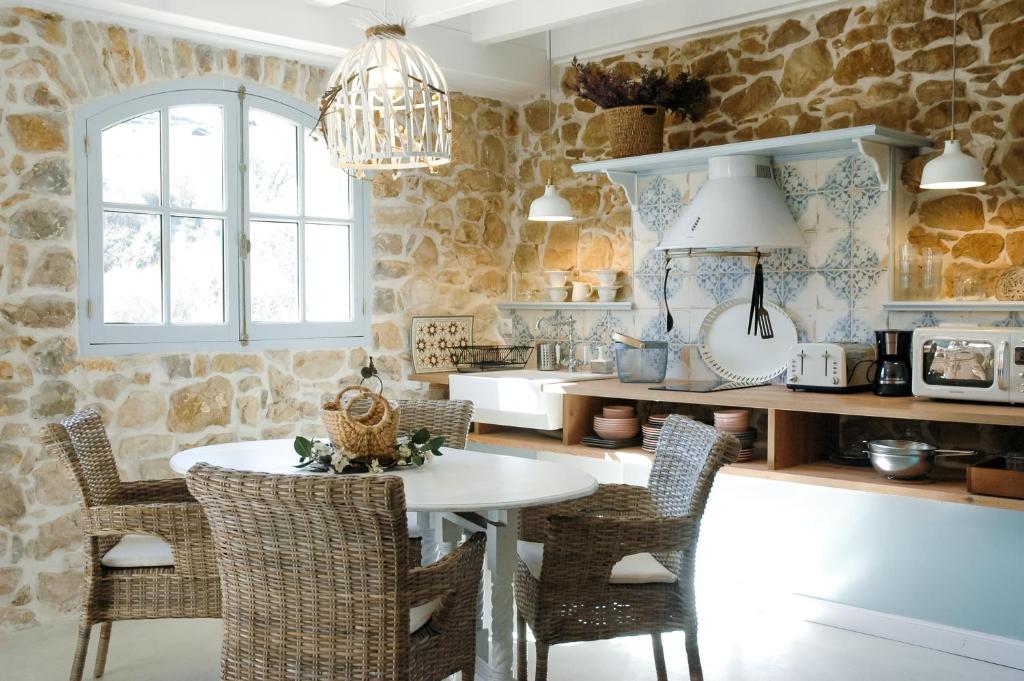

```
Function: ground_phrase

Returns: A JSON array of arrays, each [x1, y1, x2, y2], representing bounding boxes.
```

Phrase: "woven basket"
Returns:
[[321, 386, 399, 463], [605, 104, 665, 158]]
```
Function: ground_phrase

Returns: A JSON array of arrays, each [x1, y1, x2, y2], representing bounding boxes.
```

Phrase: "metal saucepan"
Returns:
[[865, 439, 977, 481]]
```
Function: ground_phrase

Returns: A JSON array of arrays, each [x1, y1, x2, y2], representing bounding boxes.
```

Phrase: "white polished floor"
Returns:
[[2, 606, 1021, 681]]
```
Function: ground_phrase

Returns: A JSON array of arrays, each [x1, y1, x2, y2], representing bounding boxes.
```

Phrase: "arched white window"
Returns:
[[76, 79, 369, 353]]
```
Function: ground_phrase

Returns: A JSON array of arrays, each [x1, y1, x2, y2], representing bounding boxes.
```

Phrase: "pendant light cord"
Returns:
[[546, 30, 554, 185], [950, 0, 958, 141]]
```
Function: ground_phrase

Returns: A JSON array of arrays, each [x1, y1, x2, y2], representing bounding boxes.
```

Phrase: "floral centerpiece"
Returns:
[[569, 57, 709, 158], [294, 428, 445, 474]]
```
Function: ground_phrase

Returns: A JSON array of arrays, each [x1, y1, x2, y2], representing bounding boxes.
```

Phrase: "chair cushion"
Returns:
[[517, 540, 678, 585], [410, 597, 441, 632], [101, 534, 174, 568]]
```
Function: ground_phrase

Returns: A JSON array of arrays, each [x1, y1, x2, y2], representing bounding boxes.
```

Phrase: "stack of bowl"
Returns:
[[713, 409, 756, 462], [642, 413, 669, 453], [592, 405, 640, 441]]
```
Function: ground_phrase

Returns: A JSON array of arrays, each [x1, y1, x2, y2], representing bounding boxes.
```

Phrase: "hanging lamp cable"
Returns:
[[546, 30, 554, 185], [950, 0, 958, 141]]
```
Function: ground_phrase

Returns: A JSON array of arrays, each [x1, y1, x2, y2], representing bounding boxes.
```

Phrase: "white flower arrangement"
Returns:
[[294, 428, 445, 474]]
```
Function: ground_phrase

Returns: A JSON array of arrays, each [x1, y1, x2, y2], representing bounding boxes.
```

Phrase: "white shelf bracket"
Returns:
[[855, 139, 891, 191], [605, 170, 638, 206]]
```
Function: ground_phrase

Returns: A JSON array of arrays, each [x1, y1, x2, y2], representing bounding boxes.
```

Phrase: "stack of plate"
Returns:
[[642, 414, 669, 453], [592, 405, 640, 441], [714, 410, 756, 462]]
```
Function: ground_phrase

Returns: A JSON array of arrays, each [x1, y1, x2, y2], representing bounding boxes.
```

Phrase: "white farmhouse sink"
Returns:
[[449, 370, 608, 430]]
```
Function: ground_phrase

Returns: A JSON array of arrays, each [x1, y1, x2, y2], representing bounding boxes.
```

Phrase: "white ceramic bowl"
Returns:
[[593, 270, 618, 286], [546, 286, 569, 302], [596, 286, 621, 302]]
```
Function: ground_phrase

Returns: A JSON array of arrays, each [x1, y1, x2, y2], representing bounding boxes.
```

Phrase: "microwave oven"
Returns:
[[912, 327, 1024, 404]]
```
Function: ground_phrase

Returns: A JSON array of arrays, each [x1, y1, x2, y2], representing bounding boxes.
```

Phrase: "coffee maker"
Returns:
[[874, 329, 913, 397]]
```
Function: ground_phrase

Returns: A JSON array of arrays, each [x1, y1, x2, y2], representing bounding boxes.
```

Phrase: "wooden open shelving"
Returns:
[[408, 373, 1024, 512]]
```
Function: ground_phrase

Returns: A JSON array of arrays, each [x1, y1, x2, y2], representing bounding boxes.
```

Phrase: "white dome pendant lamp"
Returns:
[[317, 12, 452, 174], [920, 0, 985, 190], [528, 32, 573, 222]]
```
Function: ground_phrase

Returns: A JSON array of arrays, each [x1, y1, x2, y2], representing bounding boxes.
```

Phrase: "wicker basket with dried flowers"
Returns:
[[569, 58, 709, 158]]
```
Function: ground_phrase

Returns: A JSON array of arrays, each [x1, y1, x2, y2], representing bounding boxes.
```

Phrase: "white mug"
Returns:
[[571, 281, 592, 302], [594, 270, 618, 286], [545, 270, 569, 287], [546, 287, 568, 302]]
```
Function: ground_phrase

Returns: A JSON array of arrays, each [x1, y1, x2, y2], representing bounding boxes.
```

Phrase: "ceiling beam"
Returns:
[[35, 0, 549, 101], [391, 0, 518, 27], [551, 0, 844, 63], [471, 0, 646, 45]]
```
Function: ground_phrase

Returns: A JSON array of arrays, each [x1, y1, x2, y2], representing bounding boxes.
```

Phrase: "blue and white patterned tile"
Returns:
[[694, 256, 751, 305], [505, 311, 534, 346], [995, 312, 1024, 328], [636, 175, 684, 242], [633, 245, 685, 309], [806, 227, 847, 270], [851, 196, 890, 269], [763, 248, 812, 273], [823, 268, 884, 305], [824, 312, 876, 344], [823, 232, 881, 271], [764, 269, 813, 307], [820, 154, 880, 192], [773, 159, 817, 194], [822, 185, 882, 226], [638, 310, 691, 369], [584, 310, 630, 354]]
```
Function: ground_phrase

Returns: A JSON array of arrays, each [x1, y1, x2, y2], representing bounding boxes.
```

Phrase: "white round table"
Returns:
[[170, 439, 597, 681], [169, 439, 597, 512]]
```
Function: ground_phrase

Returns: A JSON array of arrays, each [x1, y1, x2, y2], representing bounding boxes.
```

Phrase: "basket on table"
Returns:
[[321, 386, 399, 464]]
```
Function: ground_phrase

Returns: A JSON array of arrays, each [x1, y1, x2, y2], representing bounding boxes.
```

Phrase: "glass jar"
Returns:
[[896, 244, 920, 300], [920, 247, 944, 299]]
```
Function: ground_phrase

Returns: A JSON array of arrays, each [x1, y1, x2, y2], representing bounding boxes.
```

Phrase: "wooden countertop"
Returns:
[[560, 380, 1024, 427]]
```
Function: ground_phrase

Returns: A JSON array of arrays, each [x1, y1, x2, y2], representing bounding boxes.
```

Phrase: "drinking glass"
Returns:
[[920, 247, 944, 299]]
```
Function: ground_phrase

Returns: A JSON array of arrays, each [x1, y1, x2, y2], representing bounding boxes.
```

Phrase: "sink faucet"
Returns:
[[553, 316, 581, 373]]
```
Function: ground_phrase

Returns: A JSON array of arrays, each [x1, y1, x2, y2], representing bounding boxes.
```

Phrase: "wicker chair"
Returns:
[[397, 399, 474, 449], [397, 399, 474, 561], [41, 409, 221, 681], [514, 416, 738, 681], [186, 463, 486, 681]]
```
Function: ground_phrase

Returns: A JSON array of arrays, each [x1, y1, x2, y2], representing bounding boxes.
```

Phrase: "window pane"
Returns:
[[102, 111, 160, 206], [248, 109, 298, 215], [304, 223, 351, 321], [102, 211, 162, 323], [169, 105, 223, 210], [170, 217, 224, 324], [304, 131, 350, 218], [250, 221, 299, 322]]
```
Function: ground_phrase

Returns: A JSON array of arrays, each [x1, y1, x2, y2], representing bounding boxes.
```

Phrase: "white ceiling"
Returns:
[[32, 0, 849, 101]]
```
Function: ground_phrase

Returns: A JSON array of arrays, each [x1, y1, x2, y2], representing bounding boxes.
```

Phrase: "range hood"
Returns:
[[657, 155, 804, 255]]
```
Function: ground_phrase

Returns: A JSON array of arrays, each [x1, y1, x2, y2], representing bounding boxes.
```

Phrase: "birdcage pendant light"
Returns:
[[318, 20, 452, 172]]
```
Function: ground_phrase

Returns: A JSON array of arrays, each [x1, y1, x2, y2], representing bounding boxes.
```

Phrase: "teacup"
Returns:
[[571, 281, 593, 302], [545, 270, 569, 287], [593, 270, 618, 287], [546, 286, 569, 302], [596, 286, 620, 303]]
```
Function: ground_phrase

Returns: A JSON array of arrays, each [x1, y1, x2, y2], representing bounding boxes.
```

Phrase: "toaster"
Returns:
[[786, 342, 875, 393]]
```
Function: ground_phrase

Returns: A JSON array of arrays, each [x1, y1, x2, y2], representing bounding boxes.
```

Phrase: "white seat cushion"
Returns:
[[517, 540, 677, 585], [410, 597, 441, 632], [101, 534, 174, 568]]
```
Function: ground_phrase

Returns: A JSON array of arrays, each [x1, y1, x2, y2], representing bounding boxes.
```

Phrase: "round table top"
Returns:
[[169, 439, 598, 513]]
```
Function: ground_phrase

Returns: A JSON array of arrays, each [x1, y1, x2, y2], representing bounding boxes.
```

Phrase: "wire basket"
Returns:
[[450, 345, 534, 373]]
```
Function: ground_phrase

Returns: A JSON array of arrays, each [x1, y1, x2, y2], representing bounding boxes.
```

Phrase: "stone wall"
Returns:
[[0, 7, 515, 629], [512, 0, 1024, 298]]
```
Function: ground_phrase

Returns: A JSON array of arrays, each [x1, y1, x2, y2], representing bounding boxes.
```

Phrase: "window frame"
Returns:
[[75, 78, 370, 356]]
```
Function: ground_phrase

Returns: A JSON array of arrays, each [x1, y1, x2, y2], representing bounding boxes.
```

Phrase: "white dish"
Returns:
[[596, 285, 621, 302], [592, 270, 619, 286], [698, 298, 797, 383], [544, 270, 570, 287]]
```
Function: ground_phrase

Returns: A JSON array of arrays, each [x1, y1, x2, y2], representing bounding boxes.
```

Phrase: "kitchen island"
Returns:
[[409, 373, 1024, 512]]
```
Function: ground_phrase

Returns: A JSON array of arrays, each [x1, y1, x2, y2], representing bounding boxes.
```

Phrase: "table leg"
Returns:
[[416, 511, 437, 565], [437, 514, 462, 558], [486, 509, 518, 681]]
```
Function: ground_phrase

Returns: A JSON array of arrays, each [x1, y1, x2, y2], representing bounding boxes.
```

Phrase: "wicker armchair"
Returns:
[[41, 409, 221, 681], [514, 416, 738, 681], [397, 399, 474, 448], [186, 463, 486, 681], [397, 399, 474, 561]]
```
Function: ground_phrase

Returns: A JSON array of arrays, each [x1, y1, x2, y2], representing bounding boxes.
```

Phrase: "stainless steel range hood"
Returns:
[[657, 155, 804, 256]]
